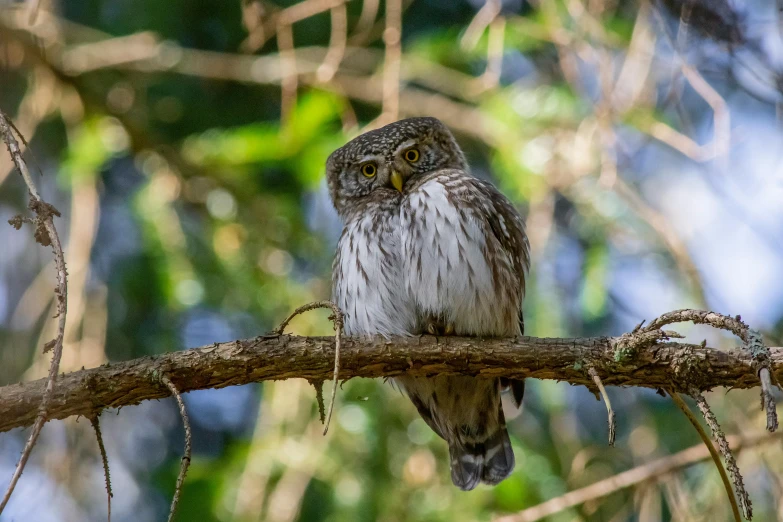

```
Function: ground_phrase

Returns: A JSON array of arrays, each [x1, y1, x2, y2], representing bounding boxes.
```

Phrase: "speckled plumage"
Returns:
[[326, 117, 530, 490]]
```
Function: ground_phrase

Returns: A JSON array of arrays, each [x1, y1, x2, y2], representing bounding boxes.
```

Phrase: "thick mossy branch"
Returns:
[[0, 334, 780, 433]]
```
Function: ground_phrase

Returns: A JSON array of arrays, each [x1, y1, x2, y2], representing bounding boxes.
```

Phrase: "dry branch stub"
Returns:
[[274, 300, 344, 435], [588, 367, 616, 446], [90, 415, 113, 522]]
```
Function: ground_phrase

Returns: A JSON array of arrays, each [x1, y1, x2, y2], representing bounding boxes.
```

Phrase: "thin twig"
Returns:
[[473, 15, 505, 93], [746, 328, 778, 432], [588, 367, 616, 446], [381, 0, 402, 124], [0, 111, 68, 515], [26, 0, 41, 25], [670, 392, 742, 522], [691, 390, 752, 519], [350, 0, 379, 43], [316, 1, 347, 83], [161, 376, 192, 522], [0, 66, 58, 188], [277, 22, 297, 124], [240, 0, 346, 53], [643, 309, 748, 340], [461, 0, 501, 51], [275, 301, 344, 435], [652, 2, 731, 164], [759, 368, 779, 432], [680, 63, 731, 165], [90, 415, 112, 522]]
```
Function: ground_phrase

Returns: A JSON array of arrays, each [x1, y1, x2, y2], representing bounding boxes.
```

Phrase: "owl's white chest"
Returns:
[[400, 177, 520, 336], [332, 211, 417, 337]]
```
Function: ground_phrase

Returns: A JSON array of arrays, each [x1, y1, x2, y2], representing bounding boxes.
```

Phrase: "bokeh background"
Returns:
[[1, 0, 783, 520]]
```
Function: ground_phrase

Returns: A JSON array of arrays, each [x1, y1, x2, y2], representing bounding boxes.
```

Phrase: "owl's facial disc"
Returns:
[[325, 117, 468, 217]]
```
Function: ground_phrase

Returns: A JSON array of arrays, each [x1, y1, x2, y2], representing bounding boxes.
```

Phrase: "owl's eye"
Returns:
[[404, 148, 420, 163], [361, 163, 377, 177]]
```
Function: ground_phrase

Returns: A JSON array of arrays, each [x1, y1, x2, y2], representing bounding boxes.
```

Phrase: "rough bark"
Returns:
[[0, 334, 780, 433]]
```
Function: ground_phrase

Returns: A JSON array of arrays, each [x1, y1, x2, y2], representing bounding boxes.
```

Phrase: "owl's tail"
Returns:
[[449, 407, 515, 491]]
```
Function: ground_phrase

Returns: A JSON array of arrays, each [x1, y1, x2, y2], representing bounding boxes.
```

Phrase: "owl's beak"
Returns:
[[390, 170, 404, 193]]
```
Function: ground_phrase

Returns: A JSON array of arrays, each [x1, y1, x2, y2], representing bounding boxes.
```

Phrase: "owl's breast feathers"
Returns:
[[332, 197, 417, 338], [401, 169, 530, 337]]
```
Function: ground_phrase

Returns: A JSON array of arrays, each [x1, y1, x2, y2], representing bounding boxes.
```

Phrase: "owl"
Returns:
[[326, 117, 530, 491]]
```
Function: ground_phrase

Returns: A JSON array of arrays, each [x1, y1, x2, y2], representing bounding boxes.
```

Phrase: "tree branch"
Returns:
[[0, 334, 780, 434]]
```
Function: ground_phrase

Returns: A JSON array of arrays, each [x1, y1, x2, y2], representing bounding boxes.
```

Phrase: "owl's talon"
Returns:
[[425, 321, 454, 336]]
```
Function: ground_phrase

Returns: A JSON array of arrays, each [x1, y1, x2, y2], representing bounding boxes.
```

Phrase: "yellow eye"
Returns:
[[361, 163, 377, 177], [404, 148, 420, 163]]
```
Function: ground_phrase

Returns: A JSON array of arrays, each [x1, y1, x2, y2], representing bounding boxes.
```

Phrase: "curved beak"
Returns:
[[390, 170, 404, 193]]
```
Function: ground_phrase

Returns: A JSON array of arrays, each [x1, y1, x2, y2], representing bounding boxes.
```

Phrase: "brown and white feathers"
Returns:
[[326, 117, 530, 490]]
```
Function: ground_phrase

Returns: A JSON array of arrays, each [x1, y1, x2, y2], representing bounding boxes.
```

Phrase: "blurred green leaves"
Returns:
[[182, 91, 345, 188], [581, 244, 609, 320], [60, 117, 130, 185]]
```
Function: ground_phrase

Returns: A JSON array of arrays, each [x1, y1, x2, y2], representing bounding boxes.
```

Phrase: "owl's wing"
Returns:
[[469, 176, 531, 295], [471, 177, 529, 410]]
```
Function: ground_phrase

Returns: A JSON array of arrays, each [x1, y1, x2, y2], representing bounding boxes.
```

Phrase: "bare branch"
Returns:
[[0, 110, 68, 515], [670, 392, 742, 522], [161, 376, 192, 522], [0, 333, 781, 434], [89, 415, 112, 522]]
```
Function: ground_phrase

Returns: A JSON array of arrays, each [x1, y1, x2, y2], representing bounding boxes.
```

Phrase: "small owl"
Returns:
[[326, 117, 529, 490]]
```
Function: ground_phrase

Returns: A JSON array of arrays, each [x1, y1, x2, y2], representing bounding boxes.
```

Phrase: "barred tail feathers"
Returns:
[[449, 408, 514, 490], [397, 375, 516, 491]]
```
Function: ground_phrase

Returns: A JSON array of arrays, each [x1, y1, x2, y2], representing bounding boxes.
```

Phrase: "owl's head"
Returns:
[[325, 117, 467, 217]]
